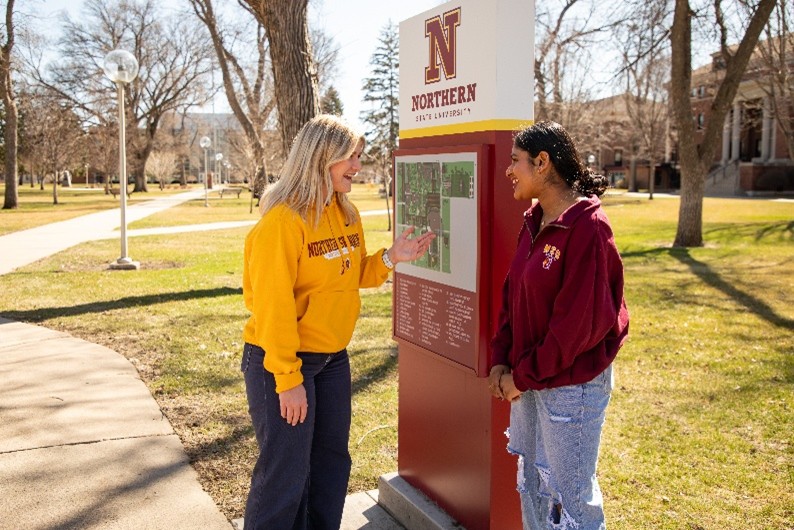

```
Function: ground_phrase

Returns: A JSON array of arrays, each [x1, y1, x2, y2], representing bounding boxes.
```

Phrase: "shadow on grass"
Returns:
[[184, 423, 255, 463], [670, 248, 794, 331], [350, 345, 398, 396], [621, 244, 793, 331], [752, 220, 794, 241], [704, 220, 794, 242], [1, 287, 242, 323]]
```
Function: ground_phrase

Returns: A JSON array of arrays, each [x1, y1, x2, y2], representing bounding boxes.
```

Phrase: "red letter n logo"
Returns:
[[425, 8, 461, 85]]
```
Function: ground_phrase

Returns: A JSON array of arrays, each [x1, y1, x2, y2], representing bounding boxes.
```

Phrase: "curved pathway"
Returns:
[[0, 189, 206, 275]]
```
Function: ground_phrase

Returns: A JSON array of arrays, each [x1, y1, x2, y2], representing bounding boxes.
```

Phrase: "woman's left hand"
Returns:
[[388, 226, 436, 264], [499, 373, 522, 402]]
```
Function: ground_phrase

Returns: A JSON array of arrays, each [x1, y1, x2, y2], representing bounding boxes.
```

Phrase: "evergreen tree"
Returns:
[[360, 21, 399, 229], [321, 86, 344, 116]]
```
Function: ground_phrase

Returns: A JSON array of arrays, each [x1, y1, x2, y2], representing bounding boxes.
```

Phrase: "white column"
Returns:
[[761, 97, 772, 161], [721, 112, 731, 164], [770, 109, 778, 161], [731, 102, 741, 162]]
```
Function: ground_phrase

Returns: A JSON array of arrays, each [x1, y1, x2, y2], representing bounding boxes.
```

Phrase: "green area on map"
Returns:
[[395, 160, 474, 273]]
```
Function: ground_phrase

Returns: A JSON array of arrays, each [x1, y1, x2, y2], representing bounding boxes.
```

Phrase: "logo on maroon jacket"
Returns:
[[542, 244, 561, 270]]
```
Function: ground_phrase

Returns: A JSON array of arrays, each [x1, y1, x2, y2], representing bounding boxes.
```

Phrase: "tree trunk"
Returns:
[[670, 0, 704, 246], [2, 96, 18, 209], [245, 0, 320, 153], [132, 118, 157, 193], [1, 0, 18, 210], [52, 171, 59, 205], [670, 0, 776, 247], [384, 173, 392, 232]]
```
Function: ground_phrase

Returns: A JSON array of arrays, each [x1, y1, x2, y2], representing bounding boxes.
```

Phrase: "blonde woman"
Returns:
[[241, 115, 434, 530]]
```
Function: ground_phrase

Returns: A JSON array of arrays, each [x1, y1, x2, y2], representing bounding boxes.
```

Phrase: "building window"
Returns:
[[614, 149, 623, 166], [698, 86, 706, 98], [697, 113, 705, 129]]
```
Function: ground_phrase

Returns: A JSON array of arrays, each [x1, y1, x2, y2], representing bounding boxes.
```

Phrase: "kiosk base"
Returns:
[[378, 472, 463, 530]]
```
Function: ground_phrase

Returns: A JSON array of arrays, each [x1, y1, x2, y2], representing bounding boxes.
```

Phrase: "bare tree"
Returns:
[[755, 2, 794, 160], [240, 0, 320, 153], [670, 0, 777, 247], [146, 150, 177, 190], [1, 0, 19, 209], [188, 0, 276, 197], [616, 0, 672, 195], [18, 90, 83, 204], [189, 0, 338, 197], [39, 0, 213, 193], [86, 125, 120, 192], [311, 25, 340, 95], [534, 0, 622, 126]]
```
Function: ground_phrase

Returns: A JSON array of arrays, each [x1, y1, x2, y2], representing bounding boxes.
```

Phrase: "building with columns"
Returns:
[[691, 36, 794, 196]]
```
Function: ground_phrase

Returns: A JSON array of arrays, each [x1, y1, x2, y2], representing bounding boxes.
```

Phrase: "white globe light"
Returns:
[[200, 136, 211, 149], [103, 49, 139, 84], [215, 153, 223, 161]]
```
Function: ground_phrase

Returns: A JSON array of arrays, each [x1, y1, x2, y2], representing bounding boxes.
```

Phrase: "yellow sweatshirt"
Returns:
[[242, 196, 391, 393]]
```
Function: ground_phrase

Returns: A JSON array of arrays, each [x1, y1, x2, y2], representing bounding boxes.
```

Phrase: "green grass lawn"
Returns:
[[0, 189, 791, 528]]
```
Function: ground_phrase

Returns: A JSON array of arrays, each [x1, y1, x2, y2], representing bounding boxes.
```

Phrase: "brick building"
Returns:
[[690, 36, 794, 195]]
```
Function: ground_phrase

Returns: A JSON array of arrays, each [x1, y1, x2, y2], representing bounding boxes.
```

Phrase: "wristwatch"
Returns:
[[381, 249, 395, 270]]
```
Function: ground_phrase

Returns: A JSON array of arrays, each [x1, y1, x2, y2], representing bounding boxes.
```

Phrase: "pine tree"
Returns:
[[321, 86, 344, 116], [360, 21, 398, 230]]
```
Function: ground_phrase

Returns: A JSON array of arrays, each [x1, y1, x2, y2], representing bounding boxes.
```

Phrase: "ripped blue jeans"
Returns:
[[507, 365, 613, 530]]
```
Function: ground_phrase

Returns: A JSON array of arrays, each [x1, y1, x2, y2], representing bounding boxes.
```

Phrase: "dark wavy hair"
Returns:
[[513, 121, 608, 197]]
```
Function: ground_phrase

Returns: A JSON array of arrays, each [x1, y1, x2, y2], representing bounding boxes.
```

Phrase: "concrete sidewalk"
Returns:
[[0, 318, 233, 529]]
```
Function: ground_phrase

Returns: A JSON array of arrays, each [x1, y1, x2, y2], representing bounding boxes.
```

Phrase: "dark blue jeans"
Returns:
[[241, 343, 352, 530]]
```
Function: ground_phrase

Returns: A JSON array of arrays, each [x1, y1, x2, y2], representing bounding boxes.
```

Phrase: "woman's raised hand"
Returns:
[[388, 226, 436, 264]]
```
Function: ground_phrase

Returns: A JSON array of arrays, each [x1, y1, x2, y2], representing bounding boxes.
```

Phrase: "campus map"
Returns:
[[395, 159, 475, 274]]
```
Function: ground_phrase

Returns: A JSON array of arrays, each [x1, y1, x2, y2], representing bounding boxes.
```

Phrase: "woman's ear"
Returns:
[[536, 151, 551, 171]]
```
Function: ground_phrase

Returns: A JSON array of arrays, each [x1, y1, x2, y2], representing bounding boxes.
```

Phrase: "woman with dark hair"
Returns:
[[488, 121, 629, 529]]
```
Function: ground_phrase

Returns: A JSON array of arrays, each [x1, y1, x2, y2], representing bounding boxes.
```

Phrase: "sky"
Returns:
[[35, 0, 447, 130]]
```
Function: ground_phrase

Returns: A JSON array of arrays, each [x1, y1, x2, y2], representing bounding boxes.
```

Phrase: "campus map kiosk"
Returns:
[[386, 1, 534, 528]]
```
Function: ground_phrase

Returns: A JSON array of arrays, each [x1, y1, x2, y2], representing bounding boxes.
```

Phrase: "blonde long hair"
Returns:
[[260, 114, 363, 227]]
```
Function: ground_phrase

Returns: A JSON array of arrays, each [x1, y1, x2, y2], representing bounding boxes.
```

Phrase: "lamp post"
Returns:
[[223, 160, 231, 184], [200, 136, 211, 207], [103, 49, 140, 270], [215, 152, 223, 185]]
